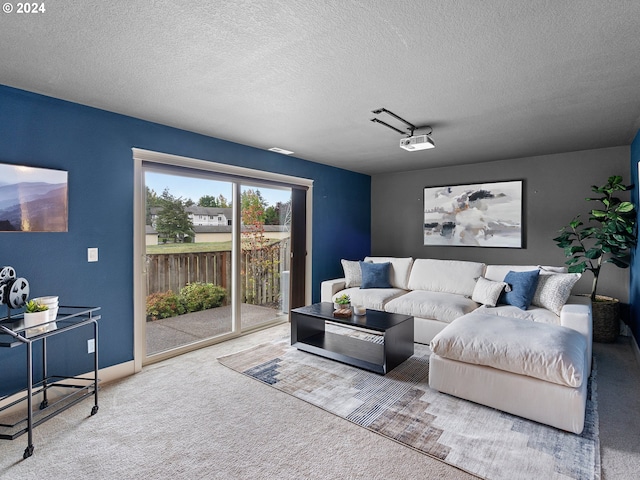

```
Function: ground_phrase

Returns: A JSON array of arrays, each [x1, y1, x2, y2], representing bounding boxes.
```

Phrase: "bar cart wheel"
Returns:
[[91, 405, 99, 416], [39, 400, 48, 410], [23, 444, 34, 459]]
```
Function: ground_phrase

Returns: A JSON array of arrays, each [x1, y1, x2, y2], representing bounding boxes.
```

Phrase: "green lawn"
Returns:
[[146, 242, 233, 254], [146, 238, 282, 254]]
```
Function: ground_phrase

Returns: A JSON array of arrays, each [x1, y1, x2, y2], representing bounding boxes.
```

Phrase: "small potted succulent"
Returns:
[[23, 299, 49, 328], [333, 294, 351, 310]]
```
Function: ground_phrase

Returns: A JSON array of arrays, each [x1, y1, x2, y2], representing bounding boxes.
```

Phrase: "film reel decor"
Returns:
[[0, 266, 16, 284], [8, 278, 30, 309], [0, 265, 30, 310]]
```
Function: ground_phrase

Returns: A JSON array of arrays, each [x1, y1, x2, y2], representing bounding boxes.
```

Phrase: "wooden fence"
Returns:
[[146, 239, 290, 306]]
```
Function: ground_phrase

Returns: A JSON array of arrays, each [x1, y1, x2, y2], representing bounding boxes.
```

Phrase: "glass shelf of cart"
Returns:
[[0, 306, 101, 348]]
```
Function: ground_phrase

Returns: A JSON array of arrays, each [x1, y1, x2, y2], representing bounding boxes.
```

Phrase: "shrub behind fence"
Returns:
[[145, 239, 290, 306]]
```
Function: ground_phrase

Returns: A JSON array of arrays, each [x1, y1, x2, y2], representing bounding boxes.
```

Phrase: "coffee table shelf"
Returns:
[[291, 302, 413, 374]]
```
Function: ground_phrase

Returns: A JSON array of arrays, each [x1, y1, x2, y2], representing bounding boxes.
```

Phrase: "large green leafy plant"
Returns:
[[554, 175, 637, 301]]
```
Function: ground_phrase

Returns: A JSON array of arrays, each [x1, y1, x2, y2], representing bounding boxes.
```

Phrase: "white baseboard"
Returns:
[[98, 360, 136, 384]]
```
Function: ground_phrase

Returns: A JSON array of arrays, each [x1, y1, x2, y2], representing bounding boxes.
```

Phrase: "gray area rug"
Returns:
[[219, 337, 600, 480]]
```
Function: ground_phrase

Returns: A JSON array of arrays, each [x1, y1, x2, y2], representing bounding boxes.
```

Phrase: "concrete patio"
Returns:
[[146, 304, 287, 355]]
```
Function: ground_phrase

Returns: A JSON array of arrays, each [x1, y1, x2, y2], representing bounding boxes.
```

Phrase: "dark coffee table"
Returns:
[[291, 302, 414, 374]]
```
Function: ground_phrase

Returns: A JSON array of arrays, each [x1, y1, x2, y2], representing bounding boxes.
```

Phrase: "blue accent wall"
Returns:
[[629, 129, 640, 344], [0, 85, 371, 395]]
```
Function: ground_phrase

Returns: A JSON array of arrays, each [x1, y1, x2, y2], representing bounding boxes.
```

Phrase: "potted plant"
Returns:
[[334, 293, 351, 310], [553, 175, 637, 342], [23, 299, 49, 328]]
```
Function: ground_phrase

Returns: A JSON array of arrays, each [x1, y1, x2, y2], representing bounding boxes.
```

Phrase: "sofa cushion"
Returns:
[[485, 264, 567, 282], [477, 304, 560, 326], [531, 273, 581, 315], [360, 261, 392, 289], [364, 257, 414, 289], [407, 259, 485, 296], [499, 270, 540, 310], [333, 287, 406, 311], [430, 313, 586, 388], [341, 259, 362, 288], [472, 277, 509, 307], [384, 290, 478, 323]]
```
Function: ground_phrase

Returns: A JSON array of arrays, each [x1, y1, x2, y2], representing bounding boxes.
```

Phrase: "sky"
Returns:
[[0, 163, 67, 185], [145, 171, 291, 206]]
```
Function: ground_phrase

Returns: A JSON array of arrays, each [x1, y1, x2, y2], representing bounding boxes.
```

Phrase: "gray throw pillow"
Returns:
[[341, 259, 362, 288], [532, 273, 581, 315]]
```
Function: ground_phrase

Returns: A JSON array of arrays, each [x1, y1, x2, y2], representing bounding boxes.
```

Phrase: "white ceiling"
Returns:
[[1, 0, 640, 175]]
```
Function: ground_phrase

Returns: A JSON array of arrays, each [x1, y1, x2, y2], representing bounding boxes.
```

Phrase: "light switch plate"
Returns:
[[88, 248, 98, 262]]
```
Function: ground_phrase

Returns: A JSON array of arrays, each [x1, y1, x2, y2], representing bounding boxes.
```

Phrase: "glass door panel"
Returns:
[[240, 185, 291, 330], [144, 170, 234, 357]]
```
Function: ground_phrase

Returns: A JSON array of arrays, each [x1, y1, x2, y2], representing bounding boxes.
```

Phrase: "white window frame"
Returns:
[[133, 148, 313, 371]]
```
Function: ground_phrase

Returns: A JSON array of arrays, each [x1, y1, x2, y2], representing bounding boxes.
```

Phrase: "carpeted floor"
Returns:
[[0, 324, 473, 480], [218, 336, 600, 480], [0, 323, 638, 479]]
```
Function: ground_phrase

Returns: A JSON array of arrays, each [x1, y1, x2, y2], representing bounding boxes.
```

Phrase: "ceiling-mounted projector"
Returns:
[[370, 108, 435, 152], [400, 134, 435, 151]]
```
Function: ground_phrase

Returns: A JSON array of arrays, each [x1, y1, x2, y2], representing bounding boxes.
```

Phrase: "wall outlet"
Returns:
[[87, 247, 99, 262], [88, 338, 95, 354]]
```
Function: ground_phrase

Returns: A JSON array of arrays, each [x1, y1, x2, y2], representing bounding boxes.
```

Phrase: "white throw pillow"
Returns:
[[471, 277, 509, 307], [341, 259, 362, 288], [531, 273, 581, 315]]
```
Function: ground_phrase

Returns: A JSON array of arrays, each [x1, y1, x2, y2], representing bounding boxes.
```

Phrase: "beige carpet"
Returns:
[[1, 323, 638, 479], [0, 324, 472, 480], [219, 337, 600, 480]]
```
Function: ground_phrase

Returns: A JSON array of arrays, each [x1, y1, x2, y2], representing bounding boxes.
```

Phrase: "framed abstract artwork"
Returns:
[[0, 163, 68, 232], [423, 180, 523, 248]]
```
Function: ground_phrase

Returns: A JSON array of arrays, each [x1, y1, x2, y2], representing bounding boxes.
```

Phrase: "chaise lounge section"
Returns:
[[429, 310, 590, 434]]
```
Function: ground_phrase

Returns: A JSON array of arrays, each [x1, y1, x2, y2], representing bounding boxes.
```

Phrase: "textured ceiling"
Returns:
[[1, 0, 640, 175]]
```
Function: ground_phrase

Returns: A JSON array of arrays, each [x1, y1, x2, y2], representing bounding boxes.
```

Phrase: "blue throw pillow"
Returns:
[[359, 261, 392, 289], [499, 270, 540, 310]]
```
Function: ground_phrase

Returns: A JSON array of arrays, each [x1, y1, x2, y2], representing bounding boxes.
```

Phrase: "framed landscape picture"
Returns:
[[423, 180, 523, 248], [0, 163, 68, 232]]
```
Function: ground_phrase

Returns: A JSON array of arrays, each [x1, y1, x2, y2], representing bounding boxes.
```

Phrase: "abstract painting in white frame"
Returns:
[[423, 180, 523, 248], [0, 163, 68, 232]]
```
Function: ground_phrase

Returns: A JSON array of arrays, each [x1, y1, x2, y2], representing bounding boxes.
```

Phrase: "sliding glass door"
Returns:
[[239, 184, 291, 331], [139, 162, 295, 363], [144, 169, 236, 357]]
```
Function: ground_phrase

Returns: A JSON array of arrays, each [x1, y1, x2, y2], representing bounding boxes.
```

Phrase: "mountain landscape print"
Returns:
[[0, 163, 68, 232]]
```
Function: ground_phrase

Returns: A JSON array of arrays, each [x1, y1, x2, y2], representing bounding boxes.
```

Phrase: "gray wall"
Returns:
[[371, 146, 631, 302]]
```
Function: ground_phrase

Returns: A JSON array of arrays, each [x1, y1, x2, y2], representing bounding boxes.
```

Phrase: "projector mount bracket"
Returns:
[[370, 107, 432, 137]]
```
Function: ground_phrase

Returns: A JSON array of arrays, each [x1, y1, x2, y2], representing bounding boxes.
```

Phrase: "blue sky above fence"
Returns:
[[145, 171, 291, 206]]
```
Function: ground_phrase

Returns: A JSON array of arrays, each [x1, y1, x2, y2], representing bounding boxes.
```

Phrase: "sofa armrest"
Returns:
[[321, 278, 347, 303], [561, 295, 593, 372]]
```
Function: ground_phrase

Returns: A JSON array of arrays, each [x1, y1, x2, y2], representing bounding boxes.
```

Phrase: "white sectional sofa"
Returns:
[[320, 256, 593, 433], [321, 257, 589, 345]]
